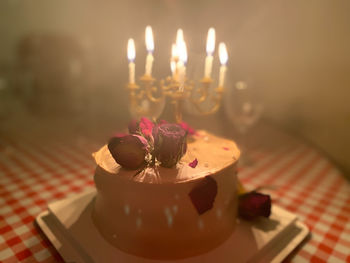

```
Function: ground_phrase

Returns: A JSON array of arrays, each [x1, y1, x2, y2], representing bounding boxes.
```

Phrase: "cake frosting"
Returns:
[[92, 130, 240, 259]]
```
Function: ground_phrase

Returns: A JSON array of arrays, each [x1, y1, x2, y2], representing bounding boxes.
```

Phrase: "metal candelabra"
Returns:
[[127, 72, 224, 123]]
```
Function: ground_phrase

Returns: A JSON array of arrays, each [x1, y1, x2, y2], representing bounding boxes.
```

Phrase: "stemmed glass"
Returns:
[[224, 81, 264, 165], [128, 95, 166, 122]]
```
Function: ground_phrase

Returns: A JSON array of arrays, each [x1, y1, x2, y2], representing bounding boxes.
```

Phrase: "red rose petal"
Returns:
[[189, 158, 198, 168], [189, 176, 218, 215]]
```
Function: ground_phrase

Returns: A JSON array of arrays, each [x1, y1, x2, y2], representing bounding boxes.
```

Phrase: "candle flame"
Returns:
[[206, 27, 216, 55], [219, 42, 228, 65], [172, 44, 178, 59], [178, 40, 187, 63], [127, 38, 136, 61], [145, 26, 154, 52], [176, 28, 184, 48]]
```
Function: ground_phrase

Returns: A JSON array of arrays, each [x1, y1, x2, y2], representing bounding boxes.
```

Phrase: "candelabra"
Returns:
[[127, 74, 225, 123], [126, 26, 228, 123]]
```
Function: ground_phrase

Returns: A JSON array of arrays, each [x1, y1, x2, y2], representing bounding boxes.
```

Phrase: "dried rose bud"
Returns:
[[238, 191, 271, 220], [128, 119, 139, 134], [108, 134, 148, 170], [153, 124, 187, 168]]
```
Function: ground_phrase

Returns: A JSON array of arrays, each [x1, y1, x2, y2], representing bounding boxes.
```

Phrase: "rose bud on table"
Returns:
[[238, 191, 271, 220], [108, 134, 149, 170], [153, 123, 187, 168]]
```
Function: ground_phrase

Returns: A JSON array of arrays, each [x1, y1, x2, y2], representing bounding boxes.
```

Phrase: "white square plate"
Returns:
[[36, 190, 309, 263]]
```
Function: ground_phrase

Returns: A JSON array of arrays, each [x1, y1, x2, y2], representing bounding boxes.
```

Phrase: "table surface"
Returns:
[[0, 113, 349, 263]]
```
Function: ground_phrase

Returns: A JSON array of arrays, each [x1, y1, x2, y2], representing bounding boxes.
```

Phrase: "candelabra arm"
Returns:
[[189, 77, 212, 104], [190, 85, 224, 116], [140, 75, 164, 103], [127, 83, 150, 116]]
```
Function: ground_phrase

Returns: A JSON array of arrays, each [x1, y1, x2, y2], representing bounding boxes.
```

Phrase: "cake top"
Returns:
[[93, 130, 240, 184]]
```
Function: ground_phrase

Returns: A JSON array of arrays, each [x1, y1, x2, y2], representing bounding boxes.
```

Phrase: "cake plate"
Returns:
[[35, 189, 309, 263]]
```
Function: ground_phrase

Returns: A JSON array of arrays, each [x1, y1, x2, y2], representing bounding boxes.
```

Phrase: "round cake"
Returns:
[[92, 130, 240, 259]]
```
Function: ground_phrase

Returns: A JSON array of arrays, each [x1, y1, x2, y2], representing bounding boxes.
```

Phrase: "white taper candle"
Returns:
[[145, 26, 154, 76], [218, 42, 228, 87], [204, 28, 216, 78], [127, 38, 136, 84]]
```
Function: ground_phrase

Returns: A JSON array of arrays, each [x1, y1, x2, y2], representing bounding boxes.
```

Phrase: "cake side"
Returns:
[[92, 163, 238, 259], [92, 130, 240, 259]]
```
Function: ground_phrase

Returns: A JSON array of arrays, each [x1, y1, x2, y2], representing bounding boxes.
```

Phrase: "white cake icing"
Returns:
[[92, 130, 240, 259]]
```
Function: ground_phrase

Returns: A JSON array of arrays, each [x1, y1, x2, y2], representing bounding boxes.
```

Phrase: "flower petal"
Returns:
[[189, 158, 198, 168], [189, 176, 218, 215]]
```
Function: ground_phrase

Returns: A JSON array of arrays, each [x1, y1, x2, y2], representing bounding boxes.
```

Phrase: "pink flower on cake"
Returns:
[[128, 117, 155, 140], [139, 117, 155, 138], [179, 121, 196, 135], [108, 134, 148, 170], [238, 191, 271, 220]]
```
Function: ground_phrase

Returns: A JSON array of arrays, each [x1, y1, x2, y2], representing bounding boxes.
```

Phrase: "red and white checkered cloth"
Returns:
[[0, 126, 349, 263]]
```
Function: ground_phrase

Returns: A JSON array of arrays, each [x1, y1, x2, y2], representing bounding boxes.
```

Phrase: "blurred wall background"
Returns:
[[0, 0, 349, 174]]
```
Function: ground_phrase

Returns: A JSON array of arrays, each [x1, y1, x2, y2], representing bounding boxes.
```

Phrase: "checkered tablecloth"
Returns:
[[0, 124, 349, 263]]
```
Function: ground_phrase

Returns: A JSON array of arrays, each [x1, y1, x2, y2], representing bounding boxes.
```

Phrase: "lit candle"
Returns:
[[170, 60, 176, 77], [204, 28, 216, 79], [175, 29, 184, 73], [145, 26, 154, 76], [176, 29, 184, 48], [171, 44, 178, 78], [127, 38, 136, 84], [218, 42, 228, 87], [178, 40, 187, 92]]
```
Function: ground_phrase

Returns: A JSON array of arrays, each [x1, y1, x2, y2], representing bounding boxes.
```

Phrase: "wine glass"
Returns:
[[128, 96, 166, 122], [224, 81, 264, 165]]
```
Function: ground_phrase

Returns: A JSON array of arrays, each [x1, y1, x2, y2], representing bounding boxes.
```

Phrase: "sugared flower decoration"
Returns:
[[153, 123, 187, 168], [238, 191, 271, 220], [108, 134, 148, 170]]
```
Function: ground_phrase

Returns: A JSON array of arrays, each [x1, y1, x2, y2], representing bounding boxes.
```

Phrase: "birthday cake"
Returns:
[[92, 119, 240, 259]]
